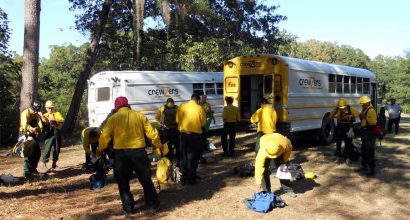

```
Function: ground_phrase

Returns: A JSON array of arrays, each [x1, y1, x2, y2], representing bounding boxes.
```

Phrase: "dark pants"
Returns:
[[113, 148, 159, 211], [388, 117, 400, 134], [180, 132, 203, 184], [255, 132, 264, 154], [162, 127, 180, 164], [334, 123, 353, 158], [24, 137, 41, 177], [42, 129, 62, 163], [361, 129, 376, 171], [261, 155, 293, 193], [221, 122, 237, 155]]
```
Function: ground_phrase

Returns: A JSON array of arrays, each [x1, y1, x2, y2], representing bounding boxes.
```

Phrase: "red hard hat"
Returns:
[[114, 96, 128, 110]]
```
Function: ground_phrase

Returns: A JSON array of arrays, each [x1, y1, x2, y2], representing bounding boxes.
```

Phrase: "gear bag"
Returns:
[[244, 192, 285, 213]]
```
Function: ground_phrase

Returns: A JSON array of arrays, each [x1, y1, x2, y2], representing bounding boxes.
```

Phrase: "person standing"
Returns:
[[250, 98, 277, 153], [155, 98, 180, 164], [254, 133, 296, 198], [385, 98, 402, 134], [97, 96, 163, 213], [221, 96, 240, 156], [19, 101, 44, 178], [176, 94, 206, 185], [81, 127, 100, 170], [358, 96, 377, 176], [330, 98, 359, 163], [41, 100, 65, 170]]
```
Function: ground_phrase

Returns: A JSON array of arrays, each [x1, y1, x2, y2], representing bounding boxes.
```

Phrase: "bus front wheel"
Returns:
[[320, 116, 335, 145]]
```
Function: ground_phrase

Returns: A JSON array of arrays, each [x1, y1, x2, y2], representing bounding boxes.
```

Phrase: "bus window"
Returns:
[[216, 83, 223, 95], [351, 76, 357, 93], [336, 75, 343, 93], [357, 77, 363, 94], [96, 87, 110, 101], [193, 83, 204, 95], [263, 75, 273, 95], [343, 76, 350, 94], [274, 75, 282, 92], [329, 74, 335, 93], [363, 78, 370, 94], [205, 83, 216, 95]]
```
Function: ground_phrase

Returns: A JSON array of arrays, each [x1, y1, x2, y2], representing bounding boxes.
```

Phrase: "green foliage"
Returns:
[[38, 44, 88, 116], [279, 39, 370, 68]]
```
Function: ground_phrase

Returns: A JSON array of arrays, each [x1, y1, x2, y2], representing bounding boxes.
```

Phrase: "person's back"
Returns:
[[97, 97, 161, 213], [250, 100, 277, 134], [176, 97, 206, 134]]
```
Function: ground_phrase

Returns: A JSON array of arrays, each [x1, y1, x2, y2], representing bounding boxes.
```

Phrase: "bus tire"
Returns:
[[320, 115, 334, 145]]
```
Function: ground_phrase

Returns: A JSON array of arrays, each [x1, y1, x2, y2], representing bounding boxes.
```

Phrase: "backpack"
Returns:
[[244, 192, 285, 213], [363, 107, 386, 146], [161, 106, 177, 128]]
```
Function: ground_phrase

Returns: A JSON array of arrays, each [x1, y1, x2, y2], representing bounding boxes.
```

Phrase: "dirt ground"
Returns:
[[1, 115, 409, 220]]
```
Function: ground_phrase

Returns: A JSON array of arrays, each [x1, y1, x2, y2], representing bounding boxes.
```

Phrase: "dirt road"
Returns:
[[1, 115, 409, 219]]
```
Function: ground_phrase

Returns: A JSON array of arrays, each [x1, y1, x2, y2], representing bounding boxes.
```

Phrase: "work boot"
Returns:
[[334, 157, 342, 164], [366, 168, 375, 177], [51, 161, 57, 169], [42, 162, 49, 173]]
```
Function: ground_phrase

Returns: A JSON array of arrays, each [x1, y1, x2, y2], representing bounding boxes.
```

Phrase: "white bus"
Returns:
[[223, 55, 377, 144], [87, 71, 224, 129]]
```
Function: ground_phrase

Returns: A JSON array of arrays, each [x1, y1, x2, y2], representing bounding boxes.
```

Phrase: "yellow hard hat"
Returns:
[[359, 96, 371, 105], [337, 98, 347, 108], [265, 142, 283, 159], [45, 100, 54, 108], [304, 171, 317, 180]]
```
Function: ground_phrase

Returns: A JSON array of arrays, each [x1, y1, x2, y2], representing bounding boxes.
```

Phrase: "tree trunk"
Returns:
[[20, 0, 41, 112], [132, 0, 145, 70], [62, 0, 112, 135]]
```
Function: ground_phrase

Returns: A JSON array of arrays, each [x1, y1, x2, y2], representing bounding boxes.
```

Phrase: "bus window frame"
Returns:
[[96, 87, 110, 102], [263, 74, 274, 97]]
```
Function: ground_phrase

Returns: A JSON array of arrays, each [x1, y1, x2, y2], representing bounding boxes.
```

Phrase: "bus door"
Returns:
[[370, 82, 377, 110], [239, 74, 274, 119]]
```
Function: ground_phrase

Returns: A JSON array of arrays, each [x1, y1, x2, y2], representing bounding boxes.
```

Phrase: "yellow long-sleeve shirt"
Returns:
[[20, 108, 43, 136], [176, 100, 206, 134], [223, 104, 240, 123], [98, 107, 161, 154], [81, 127, 99, 155], [255, 133, 292, 185], [250, 105, 277, 134], [361, 106, 377, 127], [44, 111, 65, 129]]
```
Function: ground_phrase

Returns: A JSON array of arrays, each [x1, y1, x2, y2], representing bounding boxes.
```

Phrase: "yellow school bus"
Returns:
[[223, 54, 377, 144]]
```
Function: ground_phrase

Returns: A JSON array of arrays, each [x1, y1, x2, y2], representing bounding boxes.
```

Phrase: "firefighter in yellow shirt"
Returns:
[[176, 94, 206, 185], [358, 96, 377, 176], [81, 127, 100, 170], [41, 100, 65, 170], [19, 101, 44, 178], [254, 133, 296, 198], [155, 98, 180, 164], [250, 98, 277, 153], [330, 98, 360, 163], [97, 96, 162, 213], [221, 96, 240, 156]]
